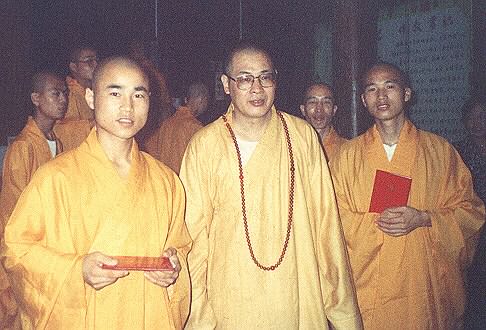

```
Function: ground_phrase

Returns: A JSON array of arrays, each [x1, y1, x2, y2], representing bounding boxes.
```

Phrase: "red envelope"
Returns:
[[369, 170, 412, 213], [101, 256, 174, 271]]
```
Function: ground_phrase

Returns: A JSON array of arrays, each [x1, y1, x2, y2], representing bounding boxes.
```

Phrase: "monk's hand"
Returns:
[[144, 248, 181, 288], [375, 206, 431, 237], [82, 252, 129, 290]]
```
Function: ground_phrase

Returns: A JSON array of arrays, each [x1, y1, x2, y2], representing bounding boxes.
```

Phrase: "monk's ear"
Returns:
[[332, 105, 338, 116], [404, 87, 412, 102], [69, 62, 78, 74], [221, 74, 230, 94], [31, 92, 40, 107], [85, 88, 95, 110], [360, 93, 367, 108], [299, 104, 306, 117]]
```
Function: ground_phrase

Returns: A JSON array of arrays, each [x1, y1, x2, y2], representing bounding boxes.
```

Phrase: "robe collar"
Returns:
[[323, 126, 340, 146], [222, 103, 283, 171], [81, 128, 145, 187], [364, 119, 418, 177], [24, 116, 62, 155]]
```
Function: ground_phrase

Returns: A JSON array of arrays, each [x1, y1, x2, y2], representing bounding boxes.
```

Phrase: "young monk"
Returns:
[[0, 71, 67, 234], [330, 62, 485, 329], [144, 82, 209, 174], [300, 83, 347, 161], [52, 45, 98, 152], [2, 57, 192, 329], [0, 71, 68, 329]]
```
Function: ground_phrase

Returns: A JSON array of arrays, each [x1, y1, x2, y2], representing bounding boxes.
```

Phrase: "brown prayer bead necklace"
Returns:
[[222, 111, 295, 271]]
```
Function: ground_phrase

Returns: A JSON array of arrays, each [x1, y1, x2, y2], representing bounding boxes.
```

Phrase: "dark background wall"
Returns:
[[0, 0, 329, 144], [1, 0, 484, 144]]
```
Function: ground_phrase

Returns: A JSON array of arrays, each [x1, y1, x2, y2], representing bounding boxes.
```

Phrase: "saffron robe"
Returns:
[[2, 129, 192, 329], [180, 105, 362, 329], [134, 57, 173, 147], [0, 117, 61, 329], [65, 76, 94, 121], [0, 117, 61, 232], [321, 126, 347, 162], [144, 106, 203, 174], [329, 120, 485, 329], [53, 119, 92, 152]]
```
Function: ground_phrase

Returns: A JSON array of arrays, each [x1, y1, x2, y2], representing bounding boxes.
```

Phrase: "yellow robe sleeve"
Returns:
[[180, 138, 217, 330], [310, 134, 363, 330], [2, 177, 87, 329], [0, 142, 31, 233], [164, 177, 193, 329], [425, 144, 485, 268]]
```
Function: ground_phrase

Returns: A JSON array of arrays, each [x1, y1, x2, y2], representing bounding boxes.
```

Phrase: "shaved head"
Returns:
[[69, 45, 97, 63], [302, 83, 334, 104], [92, 56, 149, 93], [31, 71, 64, 93], [362, 62, 410, 90], [186, 82, 209, 101]]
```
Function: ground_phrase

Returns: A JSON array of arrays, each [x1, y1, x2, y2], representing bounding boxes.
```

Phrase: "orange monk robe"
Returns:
[[181, 105, 362, 329], [64, 76, 94, 121], [0, 116, 61, 329], [321, 126, 347, 162], [144, 106, 203, 174], [329, 120, 485, 329], [0, 117, 62, 232], [134, 57, 173, 146], [2, 129, 192, 329], [53, 118, 92, 152]]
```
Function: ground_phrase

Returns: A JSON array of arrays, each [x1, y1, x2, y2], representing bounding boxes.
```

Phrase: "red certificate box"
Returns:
[[369, 169, 412, 213], [101, 256, 174, 271]]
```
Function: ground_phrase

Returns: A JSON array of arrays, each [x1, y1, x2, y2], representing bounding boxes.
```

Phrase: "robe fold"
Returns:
[[180, 105, 362, 329], [2, 129, 192, 329], [144, 106, 203, 174], [321, 126, 347, 162], [65, 76, 94, 121], [329, 120, 485, 329], [0, 117, 61, 233], [53, 119, 92, 152], [0, 117, 61, 329]]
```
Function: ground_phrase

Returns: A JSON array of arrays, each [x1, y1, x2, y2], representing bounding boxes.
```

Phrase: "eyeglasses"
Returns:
[[227, 71, 277, 90], [77, 56, 98, 65]]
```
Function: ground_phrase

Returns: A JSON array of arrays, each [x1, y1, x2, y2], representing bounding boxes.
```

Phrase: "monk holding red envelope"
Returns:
[[330, 62, 485, 329], [2, 56, 192, 329]]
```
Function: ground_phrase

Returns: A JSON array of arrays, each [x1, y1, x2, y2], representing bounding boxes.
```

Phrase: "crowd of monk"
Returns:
[[0, 40, 484, 329]]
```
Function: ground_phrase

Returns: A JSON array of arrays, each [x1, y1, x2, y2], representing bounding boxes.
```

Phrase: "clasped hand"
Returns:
[[82, 248, 181, 290], [375, 206, 431, 237]]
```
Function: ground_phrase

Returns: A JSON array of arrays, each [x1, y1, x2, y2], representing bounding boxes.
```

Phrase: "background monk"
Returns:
[[2, 57, 192, 329], [0, 71, 68, 329], [127, 39, 173, 148], [180, 41, 362, 329], [0, 71, 67, 238], [300, 83, 346, 161], [329, 62, 485, 329], [52, 45, 98, 152], [144, 82, 208, 174], [65, 45, 98, 121]]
